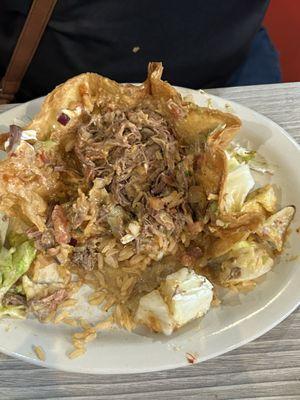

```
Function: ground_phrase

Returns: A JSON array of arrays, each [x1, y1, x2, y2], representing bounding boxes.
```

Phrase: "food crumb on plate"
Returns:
[[206, 98, 213, 108], [33, 345, 46, 361], [183, 94, 195, 103], [225, 102, 234, 112], [132, 46, 140, 53], [167, 343, 182, 352], [186, 352, 198, 364], [198, 89, 208, 96], [285, 254, 299, 262]]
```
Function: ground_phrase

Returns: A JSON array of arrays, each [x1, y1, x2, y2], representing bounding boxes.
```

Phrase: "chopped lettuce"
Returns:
[[226, 152, 240, 172], [231, 145, 256, 164], [230, 240, 252, 251], [7, 231, 27, 248], [7, 217, 30, 247], [0, 241, 36, 302], [220, 163, 255, 213], [228, 144, 275, 174], [34, 139, 57, 152], [249, 154, 275, 175], [0, 305, 27, 319]]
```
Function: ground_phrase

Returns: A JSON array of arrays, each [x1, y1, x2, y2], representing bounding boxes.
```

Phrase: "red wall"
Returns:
[[264, 1, 300, 82]]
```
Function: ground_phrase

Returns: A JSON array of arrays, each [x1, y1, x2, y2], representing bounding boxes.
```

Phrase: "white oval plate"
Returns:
[[0, 88, 299, 374]]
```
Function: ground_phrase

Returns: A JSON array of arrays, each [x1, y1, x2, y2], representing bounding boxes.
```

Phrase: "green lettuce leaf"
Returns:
[[0, 241, 36, 302], [7, 231, 27, 248]]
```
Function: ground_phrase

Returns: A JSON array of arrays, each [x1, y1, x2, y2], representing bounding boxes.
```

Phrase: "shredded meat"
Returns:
[[71, 245, 97, 271], [37, 229, 56, 249], [64, 106, 202, 263], [29, 289, 68, 320], [2, 293, 27, 307], [51, 205, 70, 244]]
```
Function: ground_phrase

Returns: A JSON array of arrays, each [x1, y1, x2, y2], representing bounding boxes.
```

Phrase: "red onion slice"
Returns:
[[57, 112, 70, 126]]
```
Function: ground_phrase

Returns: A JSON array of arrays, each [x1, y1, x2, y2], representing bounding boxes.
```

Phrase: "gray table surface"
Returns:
[[0, 83, 299, 400]]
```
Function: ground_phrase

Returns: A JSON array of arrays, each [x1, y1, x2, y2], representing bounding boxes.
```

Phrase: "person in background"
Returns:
[[0, 0, 281, 102]]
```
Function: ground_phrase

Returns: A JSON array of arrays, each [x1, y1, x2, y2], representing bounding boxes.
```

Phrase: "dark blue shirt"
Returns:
[[0, 0, 270, 101]]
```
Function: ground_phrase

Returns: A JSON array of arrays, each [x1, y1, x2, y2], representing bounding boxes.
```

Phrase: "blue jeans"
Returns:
[[226, 27, 281, 86]]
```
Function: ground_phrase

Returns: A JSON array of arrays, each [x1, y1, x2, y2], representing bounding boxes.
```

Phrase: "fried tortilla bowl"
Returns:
[[0, 63, 295, 362]]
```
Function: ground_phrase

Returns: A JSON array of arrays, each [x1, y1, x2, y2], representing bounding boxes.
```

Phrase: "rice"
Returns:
[[43, 310, 56, 324], [104, 254, 118, 269], [54, 310, 70, 324], [102, 296, 115, 312], [118, 246, 135, 261], [88, 291, 106, 305], [97, 253, 104, 269], [94, 270, 106, 286], [101, 238, 116, 254], [84, 331, 97, 343], [58, 298, 78, 309], [68, 324, 98, 358], [68, 348, 86, 359], [95, 316, 114, 331], [63, 317, 79, 327], [68, 280, 84, 295], [33, 345, 46, 361], [120, 276, 136, 296], [73, 331, 88, 340], [105, 248, 119, 257], [120, 234, 135, 244], [113, 305, 135, 331], [79, 318, 93, 330], [72, 338, 85, 349], [129, 254, 145, 266]]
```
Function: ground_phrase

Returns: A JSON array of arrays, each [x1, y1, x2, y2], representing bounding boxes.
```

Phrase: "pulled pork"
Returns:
[[29, 289, 68, 320], [61, 106, 203, 266]]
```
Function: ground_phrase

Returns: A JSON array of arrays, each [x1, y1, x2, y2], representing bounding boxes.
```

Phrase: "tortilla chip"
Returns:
[[196, 145, 228, 196], [0, 142, 61, 230], [242, 184, 277, 214], [27, 73, 149, 141], [207, 212, 264, 258], [217, 240, 274, 285], [218, 212, 264, 231], [26, 62, 241, 147], [146, 63, 241, 146], [208, 230, 250, 259], [256, 206, 295, 252]]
